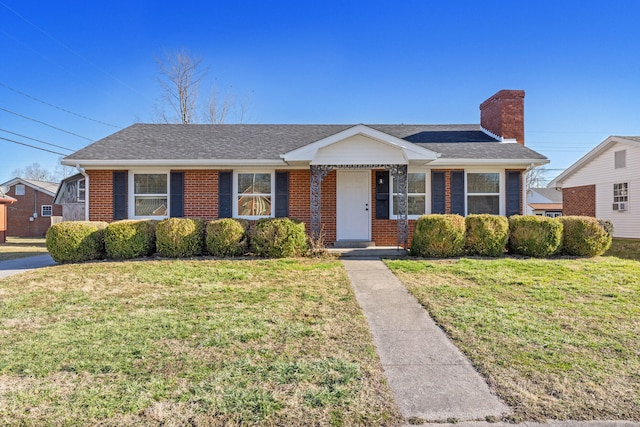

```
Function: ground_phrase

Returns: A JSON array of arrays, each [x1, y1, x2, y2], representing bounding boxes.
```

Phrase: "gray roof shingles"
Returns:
[[64, 123, 547, 162]]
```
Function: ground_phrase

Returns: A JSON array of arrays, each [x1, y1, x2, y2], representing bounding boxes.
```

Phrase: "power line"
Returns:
[[0, 128, 74, 151], [0, 0, 149, 100], [0, 106, 93, 141], [0, 82, 122, 129], [0, 136, 67, 156]]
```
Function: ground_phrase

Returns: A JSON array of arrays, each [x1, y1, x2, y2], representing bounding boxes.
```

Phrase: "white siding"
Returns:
[[563, 141, 640, 238], [313, 135, 406, 165]]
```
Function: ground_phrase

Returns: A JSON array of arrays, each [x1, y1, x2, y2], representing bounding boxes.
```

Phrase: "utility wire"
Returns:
[[0, 128, 74, 151], [0, 106, 93, 141], [0, 82, 122, 129], [0, 136, 67, 156], [0, 0, 149, 100]]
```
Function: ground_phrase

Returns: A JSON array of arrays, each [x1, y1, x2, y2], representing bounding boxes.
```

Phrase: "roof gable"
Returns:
[[0, 177, 59, 196], [548, 136, 640, 188]]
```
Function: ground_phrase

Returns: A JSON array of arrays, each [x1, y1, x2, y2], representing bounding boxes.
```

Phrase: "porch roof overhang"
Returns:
[[281, 124, 439, 166]]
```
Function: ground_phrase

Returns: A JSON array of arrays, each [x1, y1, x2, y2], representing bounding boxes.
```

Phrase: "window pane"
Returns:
[[393, 195, 425, 216], [134, 174, 167, 194], [135, 196, 167, 216], [408, 173, 426, 193], [468, 195, 499, 215], [238, 195, 271, 216], [238, 173, 271, 195], [467, 173, 499, 193], [41, 205, 52, 217]]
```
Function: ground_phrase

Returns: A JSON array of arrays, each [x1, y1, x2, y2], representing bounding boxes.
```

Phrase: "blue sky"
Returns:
[[1, 0, 639, 184]]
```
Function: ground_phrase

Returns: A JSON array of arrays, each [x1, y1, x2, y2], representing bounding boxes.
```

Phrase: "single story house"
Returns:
[[0, 178, 61, 238], [526, 187, 562, 217], [548, 135, 640, 238], [53, 173, 86, 222], [61, 90, 548, 247], [0, 186, 17, 243]]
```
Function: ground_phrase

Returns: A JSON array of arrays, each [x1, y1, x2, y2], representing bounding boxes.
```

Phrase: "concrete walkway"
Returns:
[[341, 257, 510, 421], [0, 254, 56, 279]]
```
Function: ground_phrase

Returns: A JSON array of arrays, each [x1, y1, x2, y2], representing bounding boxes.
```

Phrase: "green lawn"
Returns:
[[387, 256, 640, 422], [0, 237, 48, 261], [0, 258, 401, 426]]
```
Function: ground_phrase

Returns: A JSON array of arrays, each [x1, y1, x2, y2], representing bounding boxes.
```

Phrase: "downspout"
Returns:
[[76, 165, 89, 221]]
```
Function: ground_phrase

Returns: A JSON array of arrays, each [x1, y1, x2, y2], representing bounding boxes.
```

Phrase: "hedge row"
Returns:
[[46, 217, 307, 263], [411, 214, 612, 258]]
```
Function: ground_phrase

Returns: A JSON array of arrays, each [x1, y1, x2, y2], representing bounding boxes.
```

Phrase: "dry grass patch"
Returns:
[[0, 237, 48, 261], [0, 258, 401, 426], [386, 257, 640, 422]]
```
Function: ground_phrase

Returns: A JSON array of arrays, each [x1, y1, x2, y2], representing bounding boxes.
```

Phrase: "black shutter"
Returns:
[[506, 171, 522, 216], [275, 171, 289, 218], [218, 171, 232, 218], [375, 171, 390, 219], [450, 171, 465, 215], [113, 171, 128, 220], [170, 171, 184, 218], [431, 171, 446, 214]]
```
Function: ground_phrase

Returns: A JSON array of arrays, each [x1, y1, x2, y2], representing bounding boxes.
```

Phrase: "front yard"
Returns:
[[386, 256, 640, 422], [0, 258, 401, 426], [0, 237, 48, 261]]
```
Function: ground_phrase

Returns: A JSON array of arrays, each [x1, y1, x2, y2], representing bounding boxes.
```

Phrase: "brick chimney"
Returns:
[[480, 90, 525, 145]]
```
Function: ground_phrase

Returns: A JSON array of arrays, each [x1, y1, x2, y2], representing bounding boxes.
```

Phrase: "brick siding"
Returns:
[[562, 184, 596, 217], [5, 184, 61, 237]]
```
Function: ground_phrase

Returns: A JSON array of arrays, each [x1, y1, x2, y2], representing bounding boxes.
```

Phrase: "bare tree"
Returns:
[[526, 167, 551, 189], [156, 48, 207, 124], [155, 49, 251, 124], [12, 163, 59, 182]]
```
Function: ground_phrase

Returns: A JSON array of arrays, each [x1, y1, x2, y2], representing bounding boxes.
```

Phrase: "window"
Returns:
[[15, 184, 25, 196], [41, 205, 53, 217], [615, 150, 626, 169], [132, 173, 168, 217], [236, 172, 272, 217], [613, 182, 628, 211], [77, 178, 86, 202], [545, 212, 562, 218], [467, 173, 500, 215], [392, 173, 426, 217]]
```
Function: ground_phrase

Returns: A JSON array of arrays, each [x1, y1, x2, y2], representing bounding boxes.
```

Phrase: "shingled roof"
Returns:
[[63, 123, 547, 162]]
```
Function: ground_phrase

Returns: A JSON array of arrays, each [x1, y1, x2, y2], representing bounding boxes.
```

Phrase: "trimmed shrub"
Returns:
[[559, 216, 612, 257], [508, 215, 562, 257], [411, 214, 465, 258], [104, 220, 156, 259], [205, 218, 249, 257], [156, 218, 205, 258], [465, 214, 509, 257], [250, 218, 308, 257], [46, 221, 108, 263]]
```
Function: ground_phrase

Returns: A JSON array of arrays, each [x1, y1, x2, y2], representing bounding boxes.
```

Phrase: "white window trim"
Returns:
[[77, 178, 86, 202], [390, 172, 429, 219], [41, 205, 53, 217], [128, 171, 170, 219], [465, 170, 505, 216], [233, 170, 275, 219]]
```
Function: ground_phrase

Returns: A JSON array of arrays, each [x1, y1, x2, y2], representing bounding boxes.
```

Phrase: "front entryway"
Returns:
[[336, 170, 370, 241]]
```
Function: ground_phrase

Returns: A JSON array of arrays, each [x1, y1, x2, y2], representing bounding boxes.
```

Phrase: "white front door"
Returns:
[[337, 170, 371, 240]]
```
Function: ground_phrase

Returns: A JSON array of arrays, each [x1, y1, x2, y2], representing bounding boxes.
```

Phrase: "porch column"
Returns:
[[388, 164, 408, 248], [310, 165, 333, 239]]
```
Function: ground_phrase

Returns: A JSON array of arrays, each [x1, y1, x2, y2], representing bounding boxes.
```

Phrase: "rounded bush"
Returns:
[[46, 221, 108, 263], [411, 214, 465, 258], [206, 218, 249, 257], [465, 214, 509, 257], [250, 218, 308, 257], [558, 216, 612, 257], [508, 215, 562, 257], [104, 220, 156, 259], [156, 218, 205, 258]]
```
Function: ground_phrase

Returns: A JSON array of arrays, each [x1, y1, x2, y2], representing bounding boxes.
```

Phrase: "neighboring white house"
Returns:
[[526, 187, 562, 217], [548, 135, 640, 238]]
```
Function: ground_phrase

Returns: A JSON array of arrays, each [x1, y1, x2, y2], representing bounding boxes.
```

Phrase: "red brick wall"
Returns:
[[480, 90, 525, 145], [87, 170, 115, 222], [562, 185, 596, 217], [5, 184, 60, 237], [370, 170, 417, 246], [183, 170, 219, 219]]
